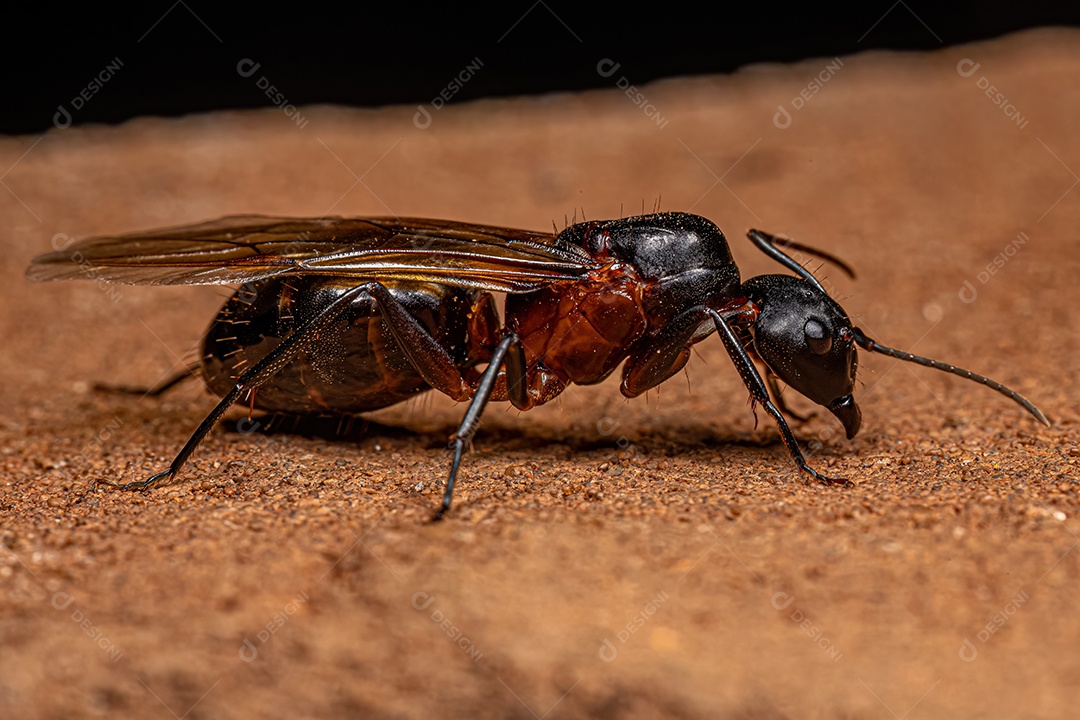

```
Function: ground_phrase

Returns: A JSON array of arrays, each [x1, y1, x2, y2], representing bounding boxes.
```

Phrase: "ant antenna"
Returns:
[[747, 229, 857, 294], [850, 328, 1049, 426]]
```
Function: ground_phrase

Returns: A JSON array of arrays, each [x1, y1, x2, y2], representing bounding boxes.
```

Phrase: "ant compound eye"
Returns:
[[805, 318, 833, 355]]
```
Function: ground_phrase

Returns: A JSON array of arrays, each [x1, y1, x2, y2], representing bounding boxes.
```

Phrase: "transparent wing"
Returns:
[[26, 215, 599, 293]]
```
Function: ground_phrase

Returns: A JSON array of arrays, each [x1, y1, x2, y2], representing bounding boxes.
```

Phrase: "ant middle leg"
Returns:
[[435, 332, 568, 520]]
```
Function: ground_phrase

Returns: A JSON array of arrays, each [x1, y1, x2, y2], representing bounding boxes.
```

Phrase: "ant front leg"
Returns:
[[705, 309, 850, 486], [621, 306, 844, 484], [731, 323, 813, 424], [764, 370, 813, 423]]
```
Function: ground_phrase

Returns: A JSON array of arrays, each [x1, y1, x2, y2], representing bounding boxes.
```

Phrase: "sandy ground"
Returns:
[[2, 28, 1079, 719]]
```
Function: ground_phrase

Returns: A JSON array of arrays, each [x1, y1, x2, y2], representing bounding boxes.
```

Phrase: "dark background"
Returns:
[[6, 2, 1080, 135]]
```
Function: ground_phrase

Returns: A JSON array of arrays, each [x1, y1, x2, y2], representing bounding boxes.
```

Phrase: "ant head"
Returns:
[[742, 274, 862, 438]]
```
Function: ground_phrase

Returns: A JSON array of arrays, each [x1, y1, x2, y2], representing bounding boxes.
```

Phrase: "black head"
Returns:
[[740, 228, 1046, 439], [742, 274, 862, 439]]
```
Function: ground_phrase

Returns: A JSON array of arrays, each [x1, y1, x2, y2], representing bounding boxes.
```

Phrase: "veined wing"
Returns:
[[26, 215, 599, 293]]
